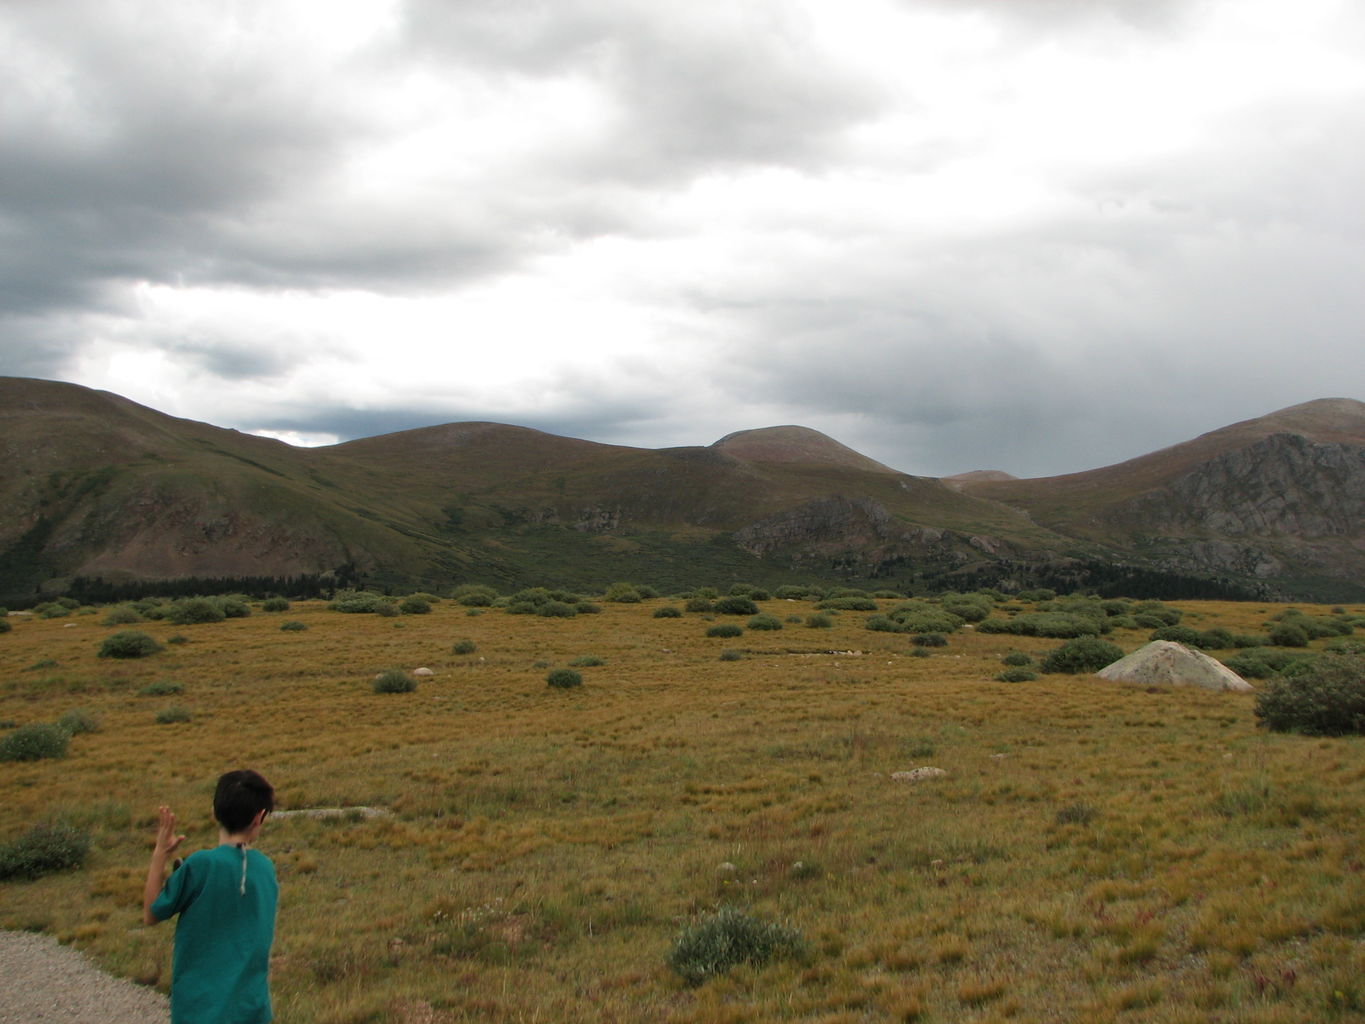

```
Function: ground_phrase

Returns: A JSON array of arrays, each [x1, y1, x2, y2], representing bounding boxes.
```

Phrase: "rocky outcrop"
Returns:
[[732, 497, 896, 556], [1114, 434, 1365, 538]]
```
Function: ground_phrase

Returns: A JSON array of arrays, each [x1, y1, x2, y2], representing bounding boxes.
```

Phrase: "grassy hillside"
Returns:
[[2, 593, 1362, 1023]]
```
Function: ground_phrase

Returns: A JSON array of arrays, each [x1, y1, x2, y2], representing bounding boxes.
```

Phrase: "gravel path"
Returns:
[[0, 931, 168, 1024]]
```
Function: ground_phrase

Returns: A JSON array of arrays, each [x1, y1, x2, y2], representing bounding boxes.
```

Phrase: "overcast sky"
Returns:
[[3, 0, 1363, 477]]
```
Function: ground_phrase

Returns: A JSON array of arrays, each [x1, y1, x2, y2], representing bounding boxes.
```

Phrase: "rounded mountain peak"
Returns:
[[711, 425, 900, 474]]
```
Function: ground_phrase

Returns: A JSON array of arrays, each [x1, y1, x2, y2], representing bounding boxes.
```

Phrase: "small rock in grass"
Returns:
[[891, 767, 947, 782]]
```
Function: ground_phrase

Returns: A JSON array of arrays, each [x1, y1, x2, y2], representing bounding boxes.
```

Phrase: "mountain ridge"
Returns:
[[3, 377, 1362, 601]]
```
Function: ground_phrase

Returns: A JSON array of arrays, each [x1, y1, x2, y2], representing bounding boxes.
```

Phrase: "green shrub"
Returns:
[[1040, 637, 1125, 674], [1133, 601, 1181, 625], [453, 584, 499, 607], [0, 617, 9, 634], [1150, 625, 1207, 646], [155, 706, 192, 724], [1001, 652, 1033, 666], [653, 606, 683, 619], [101, 605, 144, 626], [139, 681, 183, 696], [864, 615, 902, 633], [399, 596, 432, 615], [1133, 613, 1168, 630], [805, 613, 833, 629], [911, 633, 948, 647], [1268, 622, 1310, 647], [280, 620, 308, 632], [668, 907, 809, 985], [97, 631, 161, 659], [329, 591, 388, 614], [168, 598, 226, 625], [978, 613, 1105, 639], [604, 582, 642, 603], [1016, 588, 1055, 602], [940, 594, 992, 623], [575, 601, 601, 615], [56, 709, 99, 736], [373, 601, 399, 618], [775, 585, 815, 600], [547, 668, 583, 689], [538, 601, 578, 618], [0, 823, 91, 880], [218, 598, 251, 619], [569, 656, 605, 667], [714, 596, 759, 616], [1254, 653, 1365, 736], [261, 597, 291, 612], [909, 647, 931, 659], [684, 597, 714, 613], [996, 667, 1038, 682], [26, 659, 57, 671], [706, 624, 744, 639], [719, 650, 743, 662], [372, 670, 416, 694], [0, 723, 70, 762], [747, 614, 783, 631], [452, 639, 478, 655], [1221, 653, 1271, 679], [166, 635, 187, 645], [817, 597, 878, 611]]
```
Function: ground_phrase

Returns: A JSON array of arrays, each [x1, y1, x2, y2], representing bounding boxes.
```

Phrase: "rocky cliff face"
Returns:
[[1105, 433, 1365, 582]]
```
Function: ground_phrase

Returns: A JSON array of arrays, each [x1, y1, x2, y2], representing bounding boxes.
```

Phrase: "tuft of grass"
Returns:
[[280, 620, 308, 632], [56, 709, 100, 736], [0, 823, 90, 880], [0, 723, 70, 762], [452, 639, 478, 655], [568, 656, 604, 667], [97, 631, 162, 659], [667, 907, 809, 985], [719, 649, 743, 662], [546, 668, 583, 689], [138, 681, 183, 697], [706, 624, 743, 639], [154, 706, 192, 724], [372, 670, 417, 694]]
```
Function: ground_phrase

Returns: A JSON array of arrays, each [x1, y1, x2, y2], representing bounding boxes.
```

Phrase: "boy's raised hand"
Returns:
[[154, 804, 186, 857]]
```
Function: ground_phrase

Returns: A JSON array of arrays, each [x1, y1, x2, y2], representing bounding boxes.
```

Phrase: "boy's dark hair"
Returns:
[[213, 769, 274, 833]]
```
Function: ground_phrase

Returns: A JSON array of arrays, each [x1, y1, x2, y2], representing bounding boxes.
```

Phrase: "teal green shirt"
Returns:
[[151, 844, 278, 1024]]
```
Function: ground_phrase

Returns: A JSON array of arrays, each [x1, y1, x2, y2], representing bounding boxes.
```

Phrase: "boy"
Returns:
[[142, 770, 279, 1024]]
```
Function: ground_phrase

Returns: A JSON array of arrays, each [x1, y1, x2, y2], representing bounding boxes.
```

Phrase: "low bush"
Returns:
[[1133, 601, 1181, 626], [538, 601, 578, 618], [452, 639, 478, 655], [168, 598, 226, 625], [97, 631, 161, 659], [329, 591, 389, 614], [684, 597, 714, 613], [715, 596, 759, 616], [653, 606, 683, 619], [0, 823, 91, 880], [1001, 652, 1033, 666], [569, 655, 605, 667], [373, 601, 399, 618], [1254, 653, 1365, 736], [261, 597, 290, 612], [218, 598, 251, 619], [0, 617, 9, 634], [1040, 637, 1125, 675], [817, 597, 878, 611], [139, 681, 183, 696], [979, 613, 1106, 639], [865, 615, 902, 633], [706, 624, 744, 639], [604, 582, 642, 603], [453, 584, 499, 607], [1267, 622, 1310, 647], [372, 670, 417, 694], [546, 668, 583, 689], [101, 605, 144, 626], [399, 596, 431, 615], [280, 620, 308, 632], [805, 613, 833, 629], [155, 706, 193, 724], [719, 650, 743, 662], [747, 614, 783, 631], [575, 601, 601, 615], [911, 633, 948, 647], [940, 594, 993, 623], [996, 667, 1038, 682], [0, 723, 70, 762], [57, 709, 99, 736], [1150, 625, 1206, 646], [668, 907, 809, 986]]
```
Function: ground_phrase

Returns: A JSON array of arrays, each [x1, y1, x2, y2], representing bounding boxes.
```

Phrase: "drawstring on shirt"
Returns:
[[237, 843, 247, 895]]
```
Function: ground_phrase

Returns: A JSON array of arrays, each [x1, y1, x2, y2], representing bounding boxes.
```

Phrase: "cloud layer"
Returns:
[[3, 0, 1363, 475]]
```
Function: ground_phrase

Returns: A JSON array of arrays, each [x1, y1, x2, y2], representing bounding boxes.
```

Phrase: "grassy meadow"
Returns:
[[2, 593, 1363, 1023]]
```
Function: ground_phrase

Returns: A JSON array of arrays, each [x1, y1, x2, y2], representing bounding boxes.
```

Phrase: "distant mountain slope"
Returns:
[[955, 399, 1365, 590], [2, 378, 1362, 601]]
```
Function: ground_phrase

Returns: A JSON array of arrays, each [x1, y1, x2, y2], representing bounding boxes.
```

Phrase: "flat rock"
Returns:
[[891, 767, 947, 782]]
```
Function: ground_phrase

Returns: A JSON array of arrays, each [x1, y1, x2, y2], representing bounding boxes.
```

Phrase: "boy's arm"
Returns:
[[141, 805, 185, 926]]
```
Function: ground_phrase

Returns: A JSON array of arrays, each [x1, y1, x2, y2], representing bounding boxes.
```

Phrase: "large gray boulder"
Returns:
[[1096, 640, 1253, 692]]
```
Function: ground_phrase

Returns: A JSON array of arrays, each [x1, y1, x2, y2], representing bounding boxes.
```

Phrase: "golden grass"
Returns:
[[1, 597, 1363, 1023]]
